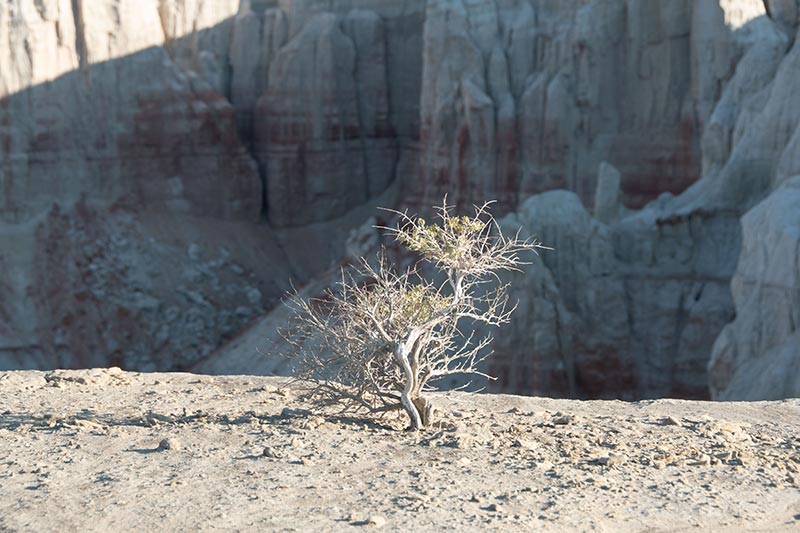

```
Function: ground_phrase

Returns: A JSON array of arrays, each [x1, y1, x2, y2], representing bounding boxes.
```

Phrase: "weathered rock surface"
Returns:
[[0, 0, 258, 223], [485, 16, 800, 398], [709, 177, 800, 400], [2, 0, 800, 401], [593, 162, 623, 225], [0, 0, 279, 372], [0, 200, 297, 371], [254, 10, 396, 226], [487, 186, 736, 399], [413, 0, 751, 212], [765, 0, 800, 34]]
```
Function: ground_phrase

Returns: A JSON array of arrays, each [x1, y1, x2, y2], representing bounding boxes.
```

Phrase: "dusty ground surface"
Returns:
[[1, 369, 799, 532]]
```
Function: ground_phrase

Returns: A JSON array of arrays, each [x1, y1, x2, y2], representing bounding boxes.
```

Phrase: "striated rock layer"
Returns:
[[0, 0, 277, 373], [487, 6, 800, 399], [2, 0, 799, 400]]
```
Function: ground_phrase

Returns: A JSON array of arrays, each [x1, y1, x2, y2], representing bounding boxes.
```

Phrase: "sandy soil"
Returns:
[[1, 368, 799, 532]]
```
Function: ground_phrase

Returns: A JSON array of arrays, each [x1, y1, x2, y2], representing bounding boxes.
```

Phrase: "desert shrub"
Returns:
[[286, 199, 547, 429]]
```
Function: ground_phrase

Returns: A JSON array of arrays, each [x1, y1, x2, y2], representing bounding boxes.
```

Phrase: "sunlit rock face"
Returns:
[[2, 0, 799, 401], [0, 0, 257, 223]]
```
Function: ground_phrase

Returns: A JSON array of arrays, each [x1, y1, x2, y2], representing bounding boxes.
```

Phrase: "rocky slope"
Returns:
[[1, 370, 799, 532], [1, 1, 799, 400]]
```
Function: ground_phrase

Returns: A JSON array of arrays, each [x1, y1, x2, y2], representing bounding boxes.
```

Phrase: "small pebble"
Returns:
[[553, 414, 575, 425], [600, 454, 626, 466], [513, 438, 536, 450], [661, 416, 682, 426], [262, 447, 282, 458], [158, 438, 179, 451], [366, 516, 386, 527], [690, 454, 711, 467]]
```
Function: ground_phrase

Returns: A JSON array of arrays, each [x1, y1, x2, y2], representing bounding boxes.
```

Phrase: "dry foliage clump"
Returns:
[[286, 199, 548, 429]]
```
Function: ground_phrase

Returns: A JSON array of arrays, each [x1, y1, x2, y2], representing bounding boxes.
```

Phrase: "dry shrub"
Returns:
[[286, 199, 548, 429]]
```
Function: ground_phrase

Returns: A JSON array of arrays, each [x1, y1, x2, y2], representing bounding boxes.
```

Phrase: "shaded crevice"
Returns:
[[230, 107, 269, 222], [70, 0, 88, 69], [553, 302, 576, 397], [379, 12, 402, 196], [670, 289, 688, 395], [339, 26, 372, 200], [156, 0, 170, 44], [250, 0, 272, 16], [22, 39, 33, 72], [227, 5, 287, 223], [255, 157, 269, 222], [33, 0, 47, 20]]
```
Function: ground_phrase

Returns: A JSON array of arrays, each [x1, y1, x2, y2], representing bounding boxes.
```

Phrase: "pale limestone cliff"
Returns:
[[709, 177, 800, 400], [0, 0, 277, 372]]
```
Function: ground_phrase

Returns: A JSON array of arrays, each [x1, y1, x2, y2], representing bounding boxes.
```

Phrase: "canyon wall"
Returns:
[[2, 0, 798, 400], [0, 0, 286, 371]]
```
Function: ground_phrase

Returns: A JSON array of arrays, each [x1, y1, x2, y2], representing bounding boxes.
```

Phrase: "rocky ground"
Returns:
[[1, 369, 799, 532]]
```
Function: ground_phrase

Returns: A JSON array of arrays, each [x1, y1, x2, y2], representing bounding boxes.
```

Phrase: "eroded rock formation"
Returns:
[[487, 5, 800, 399], [417, 0, 706, 211], [2, 0, 799, 400], [0, 0, 284, 371], [709, 177, 800, 400]]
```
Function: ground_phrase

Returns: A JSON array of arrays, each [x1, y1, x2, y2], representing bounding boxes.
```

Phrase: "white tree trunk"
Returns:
[[393, 343, 422, 429]]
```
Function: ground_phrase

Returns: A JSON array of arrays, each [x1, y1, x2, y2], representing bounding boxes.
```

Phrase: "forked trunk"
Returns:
[[394, 342, 424, 430], [400, 391, 423, 430]]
